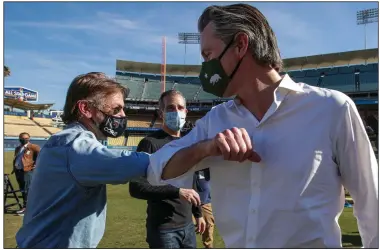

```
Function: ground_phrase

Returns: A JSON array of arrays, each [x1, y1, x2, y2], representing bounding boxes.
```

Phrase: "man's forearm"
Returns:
[[162, 140, 211, 180]]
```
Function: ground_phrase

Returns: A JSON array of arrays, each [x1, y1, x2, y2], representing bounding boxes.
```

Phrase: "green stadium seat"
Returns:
[[198, 89, 218, 100], [174, 84, 200, 100], [165, 82, 175, 91], [143, 82, 162, 100], [116, 77, 145, 99]]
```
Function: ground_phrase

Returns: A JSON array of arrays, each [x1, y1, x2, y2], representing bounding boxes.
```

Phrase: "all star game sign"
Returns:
[[4, 86, 38, 102]]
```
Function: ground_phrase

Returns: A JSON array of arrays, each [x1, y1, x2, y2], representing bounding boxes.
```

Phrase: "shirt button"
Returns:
[[251, 209, 257, 213]]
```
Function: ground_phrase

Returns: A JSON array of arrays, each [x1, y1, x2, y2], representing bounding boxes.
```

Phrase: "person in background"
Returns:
[[194, 168, 215, 248], [16, 72, 150, 248], [11, 132, 40, 216], [129, 90, 205, 248], [147, 4, 378, 248]]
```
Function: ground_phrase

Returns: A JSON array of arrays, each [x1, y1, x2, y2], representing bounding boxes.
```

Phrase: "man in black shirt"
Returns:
[[129, 90, 206, 248]]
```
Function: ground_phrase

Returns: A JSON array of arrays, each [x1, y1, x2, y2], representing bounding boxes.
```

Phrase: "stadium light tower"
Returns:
[[178, 33, 201, 65], [357, 8, 378, 49]]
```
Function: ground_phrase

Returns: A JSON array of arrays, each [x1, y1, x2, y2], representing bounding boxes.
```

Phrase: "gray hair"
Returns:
[[158, 90, 186, 111], [198, 3, 283, 72]]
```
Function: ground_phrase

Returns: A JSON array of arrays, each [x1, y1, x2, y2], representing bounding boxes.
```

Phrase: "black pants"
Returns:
[[14, 169, 27, 207]]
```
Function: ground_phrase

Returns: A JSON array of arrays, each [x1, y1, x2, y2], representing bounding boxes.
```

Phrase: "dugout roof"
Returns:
[[117, 48, 378, 75], [4, 99, 54, 111]]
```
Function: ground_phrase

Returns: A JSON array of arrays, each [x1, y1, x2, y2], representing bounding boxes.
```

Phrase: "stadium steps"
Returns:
[[31, 118, 54, 136]]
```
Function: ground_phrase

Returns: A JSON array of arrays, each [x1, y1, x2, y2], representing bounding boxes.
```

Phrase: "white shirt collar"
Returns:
[[278, 74, 304, 93], [229, 74, 303, 109]]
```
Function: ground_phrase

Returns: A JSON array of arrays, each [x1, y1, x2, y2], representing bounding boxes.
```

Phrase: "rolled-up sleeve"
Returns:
[[334, 99, 379, 248], [69, 132, 150, 186], [147, 116, 211, 189]]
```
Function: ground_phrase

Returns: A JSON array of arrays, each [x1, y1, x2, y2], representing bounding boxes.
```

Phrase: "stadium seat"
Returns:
[[304, 69, 320, 77], [360, 72, 378, 91], [108, 137, 126, 146], [287, 70, 306, 78], [126, 135, 145, 147], [298, 77, 320, 86], [356, 64, 374, 73], [322, 74, 355, 92], [165, 82, 175, 91], [127, 116, 153, 128], [4, 124, 50, 138], [119, 79, 145, 99], [143, 82, 162, 100], [5, 115, 36, 125], [323, 67, 339, 76], [198, 89, 218, 100], [33, 117, 52, 126], [174, 84, 200, 100]]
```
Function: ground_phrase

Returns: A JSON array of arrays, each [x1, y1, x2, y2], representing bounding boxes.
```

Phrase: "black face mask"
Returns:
[[20, 139, 29, 145], [199, 35, 245, 97], [94, 110, 127, 138]]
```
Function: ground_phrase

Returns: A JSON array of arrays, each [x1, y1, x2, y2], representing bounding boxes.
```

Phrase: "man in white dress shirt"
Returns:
[[147, 3, 378, 248]]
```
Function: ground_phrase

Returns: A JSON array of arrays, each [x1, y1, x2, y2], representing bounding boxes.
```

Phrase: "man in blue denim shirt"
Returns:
[[16, 72, 150, 248]]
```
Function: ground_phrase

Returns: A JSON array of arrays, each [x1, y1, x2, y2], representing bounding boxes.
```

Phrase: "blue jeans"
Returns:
[[146, 222, 196, 249]]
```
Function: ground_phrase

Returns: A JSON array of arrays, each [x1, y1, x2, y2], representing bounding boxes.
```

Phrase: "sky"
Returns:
[[4, 1, 379, 109]]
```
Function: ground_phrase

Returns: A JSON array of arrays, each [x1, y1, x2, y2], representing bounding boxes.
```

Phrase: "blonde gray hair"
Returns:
[[198, 3, 283, 72]]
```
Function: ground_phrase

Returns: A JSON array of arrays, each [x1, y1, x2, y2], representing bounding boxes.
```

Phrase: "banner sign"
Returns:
[[4, 86, 38, 102]]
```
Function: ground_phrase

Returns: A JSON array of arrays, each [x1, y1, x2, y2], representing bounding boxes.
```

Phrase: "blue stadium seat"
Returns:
[[323, 67, 339, 76], [298, 77, 319, 86], [322, 74, 355, 92], [304, 69, 320, 77], [339, 66, 355, 74], [360, 72, 378, 91], [287, 70, 306, 78], [356, 64, 374, 73], [117, 62, 378, 99]]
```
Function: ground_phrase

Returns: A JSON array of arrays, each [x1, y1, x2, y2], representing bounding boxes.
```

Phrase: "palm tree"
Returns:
[[4, 66, 11, 77]]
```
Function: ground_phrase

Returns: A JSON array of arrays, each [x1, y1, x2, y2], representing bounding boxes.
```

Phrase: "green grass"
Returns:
[[3, 152, 361, 248]]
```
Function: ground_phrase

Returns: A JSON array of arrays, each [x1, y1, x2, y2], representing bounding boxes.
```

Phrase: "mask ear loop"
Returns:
[[218, 36, 237, 60], [217, 33, 243, 79]]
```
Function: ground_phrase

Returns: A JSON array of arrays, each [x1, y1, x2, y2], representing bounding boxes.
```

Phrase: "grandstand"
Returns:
[[4, 49, 378, 152], [117, 48, 378, 150]]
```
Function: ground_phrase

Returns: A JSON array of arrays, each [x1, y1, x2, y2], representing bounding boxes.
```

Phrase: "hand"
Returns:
[[179, 188, 201, 206], [205, 127, 261, 162], [195, 217, 206, 234]]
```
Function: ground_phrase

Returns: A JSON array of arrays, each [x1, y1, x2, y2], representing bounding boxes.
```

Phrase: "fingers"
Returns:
[[187, 190, 200, 206], [195, 219, 206, 234], [215, 127, 261, 162], [215, 133, 230, 160], [200, 221, 206, 234]]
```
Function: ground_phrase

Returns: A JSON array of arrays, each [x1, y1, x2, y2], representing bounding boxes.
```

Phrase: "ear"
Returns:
[[77, 100, 94, 119], [235, 32, 249, 59]]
